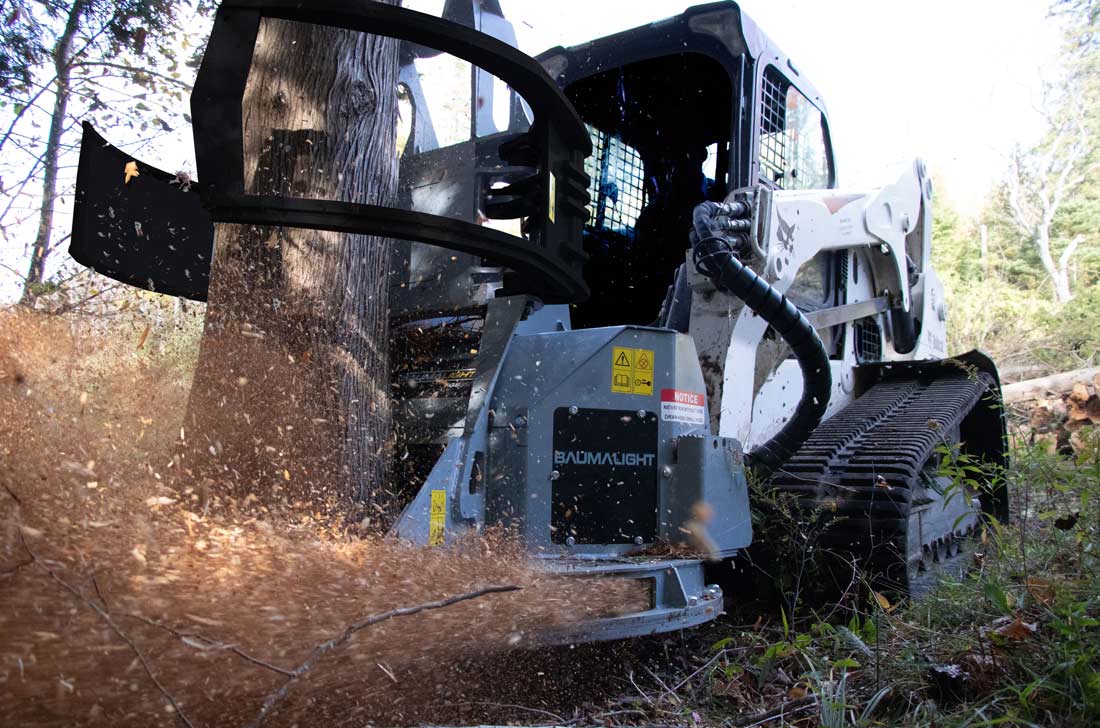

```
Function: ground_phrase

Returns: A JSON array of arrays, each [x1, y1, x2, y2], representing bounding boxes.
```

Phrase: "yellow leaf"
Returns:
[[124, 161, 140, 185], [873, 591, 895, 613], [283, 469, 291, 481]]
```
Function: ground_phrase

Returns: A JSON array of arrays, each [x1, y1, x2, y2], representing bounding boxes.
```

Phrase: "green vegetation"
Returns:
[[608, 436, 1100, 727], [933, 0, 1100, 376]]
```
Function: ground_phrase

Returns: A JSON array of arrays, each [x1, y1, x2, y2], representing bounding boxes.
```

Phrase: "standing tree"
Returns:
[[0, 0, 203, 304], [179, 11, 401, 519], [1003, 105, 1095, 304], [999, 0, 1100, 304]]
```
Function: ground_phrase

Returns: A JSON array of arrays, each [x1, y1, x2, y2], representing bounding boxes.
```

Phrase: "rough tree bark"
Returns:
[[20, 0, 88, 303], [180, 12, 400, 520]]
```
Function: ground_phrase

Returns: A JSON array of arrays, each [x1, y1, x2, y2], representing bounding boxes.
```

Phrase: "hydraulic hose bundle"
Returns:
[[690, 201, 832, 476]]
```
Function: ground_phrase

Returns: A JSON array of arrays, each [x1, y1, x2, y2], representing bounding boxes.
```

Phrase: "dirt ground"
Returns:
[[0, 310, 652, 727]]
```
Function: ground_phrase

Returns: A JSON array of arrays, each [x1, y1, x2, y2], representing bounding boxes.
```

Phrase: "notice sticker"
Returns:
[[660, 389, 706, 425]]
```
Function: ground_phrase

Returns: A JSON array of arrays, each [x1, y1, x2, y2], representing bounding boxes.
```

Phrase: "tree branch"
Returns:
[[1059, 233, 1085, 270], [17, 529, 195, 728], [70, 61, 193, 91], [48, 283, 120, 316], [246, 585, 521, 728]]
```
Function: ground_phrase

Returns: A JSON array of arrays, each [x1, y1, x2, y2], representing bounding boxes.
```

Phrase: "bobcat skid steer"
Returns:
[[67, 0, 1008, 643]]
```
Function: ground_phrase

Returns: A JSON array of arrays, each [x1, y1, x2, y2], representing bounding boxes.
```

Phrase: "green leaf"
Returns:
[[833, 657, 861, 669], [984, 580, 1012, 615], [710, 636, 734, 652]]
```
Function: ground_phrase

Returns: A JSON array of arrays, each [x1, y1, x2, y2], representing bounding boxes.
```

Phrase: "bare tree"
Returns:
[[1004, 106, 1096, 304], [0, 0, 201, 304]]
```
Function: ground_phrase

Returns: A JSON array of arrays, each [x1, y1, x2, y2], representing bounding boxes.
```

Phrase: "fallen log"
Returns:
[[1003, 366, 1100, 404]]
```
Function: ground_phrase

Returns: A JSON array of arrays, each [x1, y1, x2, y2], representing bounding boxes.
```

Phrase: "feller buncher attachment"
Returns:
[[70, 0, 1006, 642]]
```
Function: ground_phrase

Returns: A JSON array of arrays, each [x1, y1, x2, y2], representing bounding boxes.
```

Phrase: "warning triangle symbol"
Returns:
[[614, 351, 631, 367]]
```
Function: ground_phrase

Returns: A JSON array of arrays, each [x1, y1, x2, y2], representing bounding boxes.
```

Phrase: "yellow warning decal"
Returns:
[[548, 172, 557, 223], [428, 489, 446, 546], [611, 346, 654, 396]]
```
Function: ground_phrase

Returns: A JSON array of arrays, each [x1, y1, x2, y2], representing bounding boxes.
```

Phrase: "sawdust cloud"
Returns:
[[0, 309, 642, 726]]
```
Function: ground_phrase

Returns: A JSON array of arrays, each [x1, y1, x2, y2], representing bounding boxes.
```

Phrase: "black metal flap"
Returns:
[[69, 122, 214, 301]]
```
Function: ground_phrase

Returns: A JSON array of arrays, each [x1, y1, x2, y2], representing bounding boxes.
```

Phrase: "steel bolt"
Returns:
[[661, 465, 673, 479], [568, 405, 579, 415], [565, 536, 576, 547], [549, 470, 560, 481], [514, 415, 527, 427], [633, 536, 644, 545], [636, 409, 647, 419], [688, 596, 699, 606]]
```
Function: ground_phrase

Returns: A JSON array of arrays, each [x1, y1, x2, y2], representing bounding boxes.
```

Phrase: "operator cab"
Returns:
[[538, 1, 838, 331]]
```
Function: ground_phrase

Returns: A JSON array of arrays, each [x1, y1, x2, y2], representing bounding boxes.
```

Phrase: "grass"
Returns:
[[599, 433, 1100, 728]]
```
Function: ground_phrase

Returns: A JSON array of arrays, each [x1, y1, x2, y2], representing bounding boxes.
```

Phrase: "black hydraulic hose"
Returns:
[[690, 202, 831, 477]]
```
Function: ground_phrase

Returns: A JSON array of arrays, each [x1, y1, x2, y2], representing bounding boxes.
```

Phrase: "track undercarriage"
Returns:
[[771, 368, 1004, 596]]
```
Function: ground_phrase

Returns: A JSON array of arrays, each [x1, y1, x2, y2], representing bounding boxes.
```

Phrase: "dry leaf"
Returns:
[[283, 469, 291, 481], [1026, 577, 1056, 605], [124, 161, 140, 185], [787, 685, 808, 699], [145, 496, 175, 507], [131, 546, 147, 565], [994, 617, 1037, 641], [873, 590, 895, 613], [1070, 382, 1090, 403]]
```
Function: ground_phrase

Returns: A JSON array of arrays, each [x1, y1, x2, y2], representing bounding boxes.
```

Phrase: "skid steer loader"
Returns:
[[67, 0, 1007, 643]]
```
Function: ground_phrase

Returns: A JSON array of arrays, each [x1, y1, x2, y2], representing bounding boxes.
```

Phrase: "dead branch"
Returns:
[[1, 482, 22, 505], [17, 529, 195, 728], [734, 695, 818, 727], [118, 611, 295, 677], [246, 584, 522, 728]]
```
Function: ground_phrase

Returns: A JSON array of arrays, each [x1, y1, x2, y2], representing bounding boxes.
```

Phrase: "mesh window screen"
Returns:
[[583, 124, 646, 235], [759, 67, 789, 187], [758, 66, 830, 190]]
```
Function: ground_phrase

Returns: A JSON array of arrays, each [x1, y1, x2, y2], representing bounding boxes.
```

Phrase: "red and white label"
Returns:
[[660, 389, 706, 425]]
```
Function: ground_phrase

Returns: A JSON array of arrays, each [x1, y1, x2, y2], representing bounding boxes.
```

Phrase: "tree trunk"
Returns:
[[1034, 227, 1074, 304], [180, 13, 400, 521], [20, 0, 87, 304]]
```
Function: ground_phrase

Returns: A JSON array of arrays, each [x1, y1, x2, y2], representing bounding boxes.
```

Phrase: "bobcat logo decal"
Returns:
[[776, 208, 797, 250]]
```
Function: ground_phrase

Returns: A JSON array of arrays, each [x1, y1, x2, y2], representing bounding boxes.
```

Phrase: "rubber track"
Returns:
[[769, 372, 995, 588]]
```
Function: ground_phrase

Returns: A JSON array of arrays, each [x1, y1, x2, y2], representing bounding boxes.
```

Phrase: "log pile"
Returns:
[[1003, 367, 1100, 453]]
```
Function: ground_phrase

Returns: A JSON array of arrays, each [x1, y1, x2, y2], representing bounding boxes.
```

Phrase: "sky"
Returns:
[[498, 0, 1066, 213], [0, 0, 1069, 300]]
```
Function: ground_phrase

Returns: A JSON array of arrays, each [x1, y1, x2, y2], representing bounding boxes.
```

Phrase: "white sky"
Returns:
[[499, 0, 1065, 213], [0, 0, 1067, 300]]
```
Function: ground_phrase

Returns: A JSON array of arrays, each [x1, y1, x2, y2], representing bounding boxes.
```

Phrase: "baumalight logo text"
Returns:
[[553, 450, 656, 467]]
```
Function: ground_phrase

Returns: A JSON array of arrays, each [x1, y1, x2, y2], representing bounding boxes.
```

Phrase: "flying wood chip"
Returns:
[[124, 161, 140, 185]]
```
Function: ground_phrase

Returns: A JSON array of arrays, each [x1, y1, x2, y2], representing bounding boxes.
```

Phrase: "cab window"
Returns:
[[759, 66, 831, 190]]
